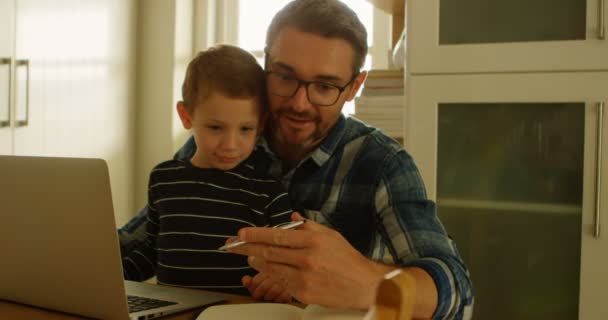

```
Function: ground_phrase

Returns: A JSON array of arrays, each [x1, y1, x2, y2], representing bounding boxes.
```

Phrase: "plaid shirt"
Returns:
[[119, 114, 474, 319]]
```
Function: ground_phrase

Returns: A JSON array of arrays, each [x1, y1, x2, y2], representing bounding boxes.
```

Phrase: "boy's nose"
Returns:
[[221, 131, 238, 149]]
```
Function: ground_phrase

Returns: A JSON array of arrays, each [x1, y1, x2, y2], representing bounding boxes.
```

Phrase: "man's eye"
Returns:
[[278, 73, 294, 81], [315, 83, 335, 92]]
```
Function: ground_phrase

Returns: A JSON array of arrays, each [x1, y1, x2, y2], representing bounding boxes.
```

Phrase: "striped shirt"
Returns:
[[120, 114, 473, 319], [122, 159, 292, 295]]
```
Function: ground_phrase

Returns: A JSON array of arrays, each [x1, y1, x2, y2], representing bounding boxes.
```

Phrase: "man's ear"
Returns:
[[345, 71, 367, 101], [176, 101, 192, 129]]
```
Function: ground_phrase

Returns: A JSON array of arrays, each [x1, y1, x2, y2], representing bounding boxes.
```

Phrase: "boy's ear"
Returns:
[[176, 101, 192, 129]]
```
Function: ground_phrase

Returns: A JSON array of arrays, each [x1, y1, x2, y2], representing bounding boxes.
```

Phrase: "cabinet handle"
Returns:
[[15, 59, 29, 127], [0, 58, 11, 128], [595, 102, 605, 238], [601, 0, 606, 40]]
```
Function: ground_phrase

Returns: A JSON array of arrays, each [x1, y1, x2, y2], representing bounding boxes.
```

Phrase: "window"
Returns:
[[235, 0, 390, 115]]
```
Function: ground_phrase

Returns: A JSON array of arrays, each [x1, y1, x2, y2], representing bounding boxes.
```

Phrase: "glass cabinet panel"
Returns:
[[436, 103, 584, 320], [407, 0, 608, 73], [439, 0, 586, 44]]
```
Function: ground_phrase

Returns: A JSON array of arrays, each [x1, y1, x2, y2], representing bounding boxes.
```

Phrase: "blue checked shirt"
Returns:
[[119, 114, 474, 319]]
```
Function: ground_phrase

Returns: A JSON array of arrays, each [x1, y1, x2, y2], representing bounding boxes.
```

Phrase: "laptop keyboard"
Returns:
[[127, 295, 178, 313]]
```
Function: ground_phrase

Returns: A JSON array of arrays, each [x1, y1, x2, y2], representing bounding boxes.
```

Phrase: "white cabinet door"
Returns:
[[11, 0, 137, 224], [0, 0, 15, 155], [405, 72, 608, 320], [407, 0, 608, 74]]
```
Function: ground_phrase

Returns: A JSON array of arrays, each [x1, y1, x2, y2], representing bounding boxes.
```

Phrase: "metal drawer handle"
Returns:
[[600, 0, 606, 40], [0, 58, 11, 128], [595, 102, 604, 238], [15, 59, 29, 127]]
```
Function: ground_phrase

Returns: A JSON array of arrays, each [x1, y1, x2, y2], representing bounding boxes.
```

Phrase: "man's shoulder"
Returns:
[[173, 137, 196, 160], [343, 116, 408, 159]]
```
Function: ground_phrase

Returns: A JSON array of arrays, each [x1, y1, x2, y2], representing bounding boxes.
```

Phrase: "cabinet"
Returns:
[[407, 0, 608, 74], [0, 0, 137, 224], [405, 73, 608, 319], [0, 0, 15, 154]]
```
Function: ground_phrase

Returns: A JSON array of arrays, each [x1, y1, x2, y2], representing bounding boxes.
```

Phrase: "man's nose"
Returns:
[[291, 84, 313, 112]]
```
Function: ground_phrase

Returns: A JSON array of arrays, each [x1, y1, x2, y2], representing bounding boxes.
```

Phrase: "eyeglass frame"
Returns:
[[265, 70, 360, 107]]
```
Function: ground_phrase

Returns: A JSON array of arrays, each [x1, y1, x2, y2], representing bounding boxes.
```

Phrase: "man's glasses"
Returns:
[[266, 71, 358, 106]]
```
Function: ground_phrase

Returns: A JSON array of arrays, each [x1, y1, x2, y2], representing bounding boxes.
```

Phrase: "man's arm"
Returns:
[[226, 151, 473, 319], [373, 150, 474, 319], [121, 203, 159, 281], [118, 206, 149, 258], [228, 212, 387, 309]]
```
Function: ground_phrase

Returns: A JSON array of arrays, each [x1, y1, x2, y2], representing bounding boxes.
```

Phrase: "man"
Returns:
[[120, 1, 473, 318]]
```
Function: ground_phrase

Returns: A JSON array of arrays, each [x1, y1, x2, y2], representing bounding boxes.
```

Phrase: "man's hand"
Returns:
[[242, 273, 292, 303], [225, 212, 394, 309]]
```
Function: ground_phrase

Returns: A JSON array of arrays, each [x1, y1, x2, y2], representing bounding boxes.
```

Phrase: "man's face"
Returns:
[[265, 27, 365, 149]]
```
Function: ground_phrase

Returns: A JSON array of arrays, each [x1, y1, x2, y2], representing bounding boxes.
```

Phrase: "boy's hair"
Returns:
[[181, 44, 266, 113], [265, 0, 368, 76]]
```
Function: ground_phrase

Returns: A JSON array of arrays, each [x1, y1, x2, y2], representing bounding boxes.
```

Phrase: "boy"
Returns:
[[122, 45, 293, 295]]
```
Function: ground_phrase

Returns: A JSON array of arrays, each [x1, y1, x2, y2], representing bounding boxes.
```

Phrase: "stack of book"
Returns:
[[354, 69, 404, 139]]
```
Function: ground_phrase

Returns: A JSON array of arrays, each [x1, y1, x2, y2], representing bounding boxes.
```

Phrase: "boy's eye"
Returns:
[[207, 125, 222, 131]]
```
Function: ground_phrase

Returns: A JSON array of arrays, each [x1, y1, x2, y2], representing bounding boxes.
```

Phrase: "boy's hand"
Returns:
[[242, 273, 292, 303]]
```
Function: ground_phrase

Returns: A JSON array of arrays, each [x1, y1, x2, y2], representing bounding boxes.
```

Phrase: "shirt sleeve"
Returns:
[[375, 150, 474, 320], [117, 206, 149, 258], [121, 174, 161, 282], [173, 136, 197, 160]]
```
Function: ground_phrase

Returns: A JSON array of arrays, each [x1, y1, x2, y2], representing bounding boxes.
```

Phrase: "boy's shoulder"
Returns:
[[233, 159, 285, 190], [234, 160, 276, 181], [152, 159, 187, 171]]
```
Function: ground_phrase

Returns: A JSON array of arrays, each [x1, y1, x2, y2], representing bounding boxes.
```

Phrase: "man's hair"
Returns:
[[265, 0, 368, 75], [181, 44, 266, 112]]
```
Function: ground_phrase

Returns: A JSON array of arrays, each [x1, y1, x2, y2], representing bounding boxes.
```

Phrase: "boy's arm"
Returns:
[[266, 185, 293, 226], [241, 183, 293, 302]]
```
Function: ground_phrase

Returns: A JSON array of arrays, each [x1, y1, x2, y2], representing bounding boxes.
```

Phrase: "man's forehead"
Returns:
[[266, 27, 355, 80]]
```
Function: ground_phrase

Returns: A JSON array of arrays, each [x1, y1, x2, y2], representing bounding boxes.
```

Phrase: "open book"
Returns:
[[197, 303, 372, 320]]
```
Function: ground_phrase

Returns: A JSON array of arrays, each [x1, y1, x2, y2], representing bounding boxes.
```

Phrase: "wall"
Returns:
[[133, 0, 195, 214]]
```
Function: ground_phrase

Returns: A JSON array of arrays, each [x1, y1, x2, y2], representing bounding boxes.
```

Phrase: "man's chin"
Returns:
[[284, 133, 325, 151]]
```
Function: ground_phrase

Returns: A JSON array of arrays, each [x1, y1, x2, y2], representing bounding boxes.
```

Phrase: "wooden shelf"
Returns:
[[366, 0, 405, 47], [437, 198, 581, 215], [366, 0, 404, 15]]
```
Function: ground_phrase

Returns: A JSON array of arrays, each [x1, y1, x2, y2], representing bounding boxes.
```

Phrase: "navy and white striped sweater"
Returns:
[[122, 158, 292, 295]]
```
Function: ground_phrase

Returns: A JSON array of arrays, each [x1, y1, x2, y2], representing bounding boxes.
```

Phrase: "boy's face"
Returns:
[[177, 93, 263, 170]]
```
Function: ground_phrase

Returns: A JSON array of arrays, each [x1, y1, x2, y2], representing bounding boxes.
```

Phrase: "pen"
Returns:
[[218, 220, 306, 251]]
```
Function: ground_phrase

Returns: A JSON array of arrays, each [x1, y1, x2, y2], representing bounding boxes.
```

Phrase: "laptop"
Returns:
[[0, 155, 227, 319]]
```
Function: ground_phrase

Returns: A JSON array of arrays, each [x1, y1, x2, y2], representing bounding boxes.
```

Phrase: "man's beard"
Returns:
[[272, 107, 323, 147]]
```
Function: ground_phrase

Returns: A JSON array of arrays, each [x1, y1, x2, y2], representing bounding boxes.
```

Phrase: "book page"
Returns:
[[196, 303, 304, 320]]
